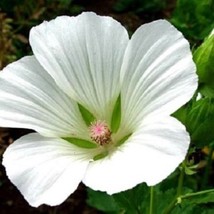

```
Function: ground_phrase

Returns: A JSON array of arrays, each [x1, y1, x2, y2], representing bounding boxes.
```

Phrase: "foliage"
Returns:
[[113, 0, 166, 14], [0, 0, 84, 67], [174, 32, 214, 148], [194, 33, 214, 97], [171, 0, 214, 42], [87, 188, 121, 213], [87, 184, 149, 214], [87, 185, 214, 213], [0, 13, 16, 69]]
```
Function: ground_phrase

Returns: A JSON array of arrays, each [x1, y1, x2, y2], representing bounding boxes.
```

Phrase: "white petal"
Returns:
[[120, 20, 198, 131], [2, 133, 95, 207], [83, 117, 189, 194], [30, 12, 129, 121], [0, 56, 88, 138]]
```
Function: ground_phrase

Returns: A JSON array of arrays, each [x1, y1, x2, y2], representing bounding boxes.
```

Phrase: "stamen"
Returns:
[[89, 120, 111, 145]]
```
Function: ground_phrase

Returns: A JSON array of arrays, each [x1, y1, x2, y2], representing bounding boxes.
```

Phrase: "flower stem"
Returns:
[[162, 199, 177, 214], [179, 188, 214, 200], [177, 162, 185, 196], [149, 186, 154, 214], [162, 162, 185, 214], [201, 145, 214, 189], [162, 188, 214, 214]]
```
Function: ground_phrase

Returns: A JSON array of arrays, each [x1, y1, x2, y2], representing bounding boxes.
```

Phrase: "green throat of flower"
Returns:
[[62, 95, 132, 161]]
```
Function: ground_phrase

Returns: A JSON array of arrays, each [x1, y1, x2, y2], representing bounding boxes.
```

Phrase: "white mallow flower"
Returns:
[[1, 12, 197, 207]]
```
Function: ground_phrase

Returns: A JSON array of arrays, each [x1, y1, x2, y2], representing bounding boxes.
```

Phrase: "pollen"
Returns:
[[89, 120, 111, 145]]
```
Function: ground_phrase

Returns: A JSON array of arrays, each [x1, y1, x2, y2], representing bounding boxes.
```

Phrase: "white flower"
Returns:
[[0, 12, 197, 207]]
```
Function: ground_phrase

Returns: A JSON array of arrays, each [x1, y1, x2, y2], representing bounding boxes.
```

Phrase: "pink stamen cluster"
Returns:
[[89, 120, 111, 145]]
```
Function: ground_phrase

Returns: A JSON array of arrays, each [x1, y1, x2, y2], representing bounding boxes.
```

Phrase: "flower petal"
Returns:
[[30, 12, 129, 121], [83, 116, 189, 194], [0, 56, 88, 138], [2, 133, 94, 207], [120, 20, 198, 131]]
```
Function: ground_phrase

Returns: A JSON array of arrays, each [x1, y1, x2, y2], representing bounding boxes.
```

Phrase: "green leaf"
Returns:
[[164, 189, 214, 213], [186, 98, 211, 133], [171, 0, 214, 41], [172, 205, 194, 214], [158, 189, 177, 213], [185, 98, 214, 147], [180, 189, 214, 205], [194, 34, 214, 97], [111, 95, 121, 133], [87, 188, 120, 213], [78, 103, 95, 126], [172, 103, 190, 125], [194, 34, 214, 83], [191, 116, 214, 146], [170, 203, 214, 214], [63, 137, 97, 148], [113, 183, 149, 214], [200, 85, 214, 98], [184, 164, 197, 175], [160, 188, 195, 214], [196, 205, 214, 214]]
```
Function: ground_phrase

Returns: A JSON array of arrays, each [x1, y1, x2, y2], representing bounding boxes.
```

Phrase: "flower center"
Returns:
[[89, 120, 111, 145]]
